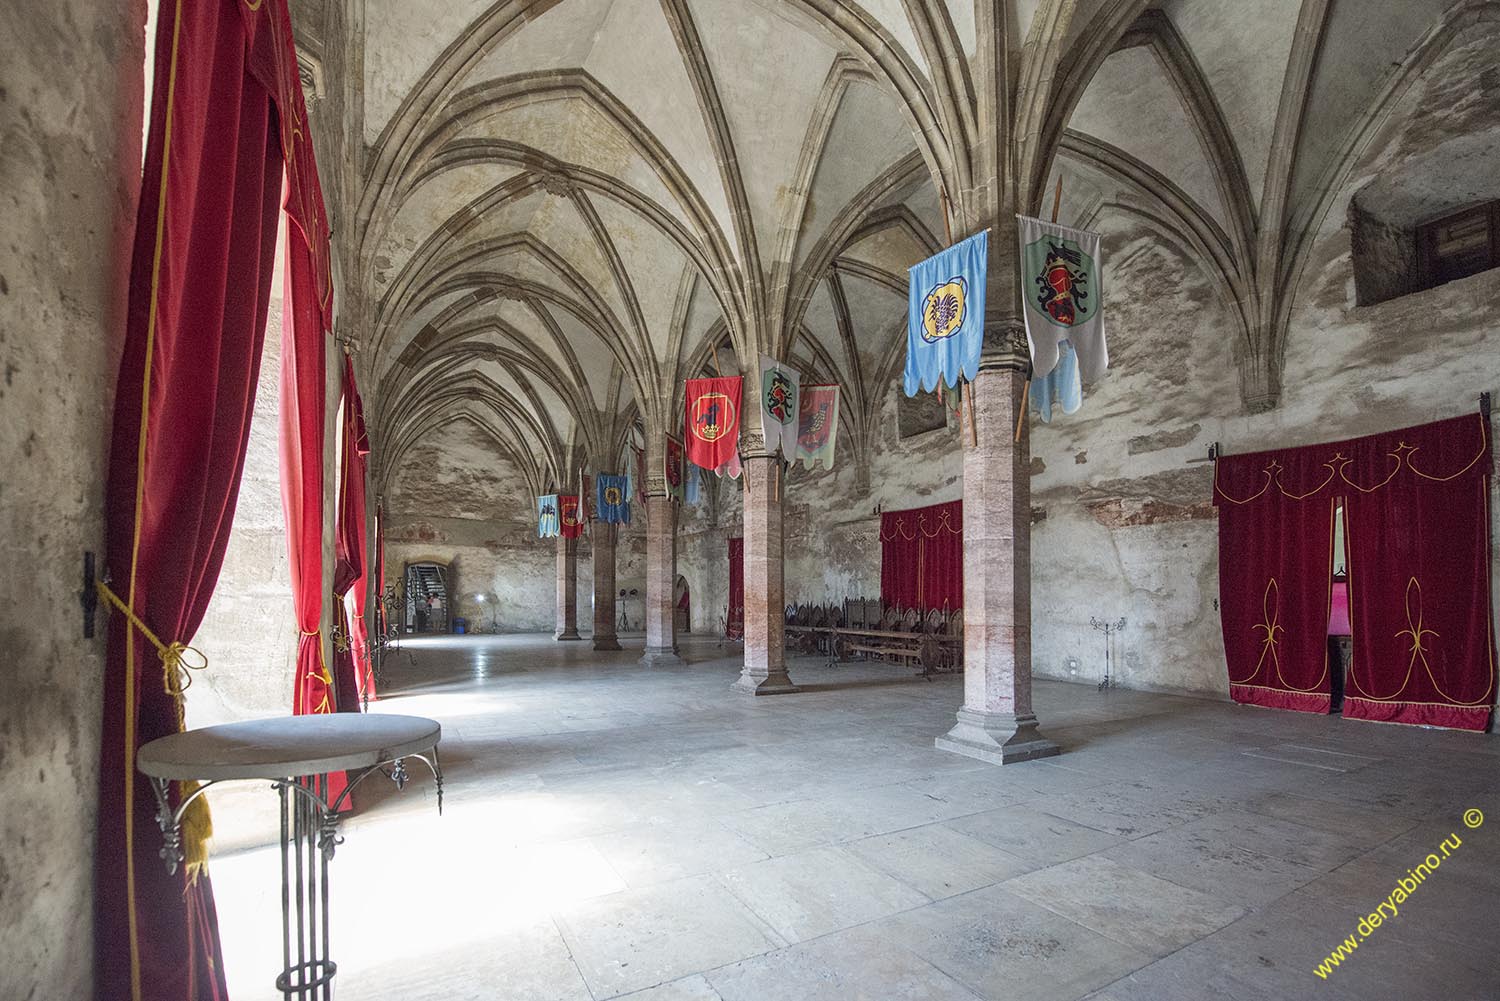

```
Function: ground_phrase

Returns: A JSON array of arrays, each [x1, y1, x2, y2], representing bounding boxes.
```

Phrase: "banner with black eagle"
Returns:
[[905, 230, 987, 397], [685, 376, 742, 475], [795, 384, 839, 470], [537, 494, 560, 538], [596, 474, 631, 524], [758, 355, 800, 458]]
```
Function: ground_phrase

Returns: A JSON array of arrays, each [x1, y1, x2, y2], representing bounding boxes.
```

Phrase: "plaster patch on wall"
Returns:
[[1128, 423, 1202, 455]]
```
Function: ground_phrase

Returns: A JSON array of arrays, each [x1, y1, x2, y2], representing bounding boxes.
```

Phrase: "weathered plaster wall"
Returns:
[[679, 476, 741, 636], [384, 421, 645, 635], [0, 1, 145, 996]]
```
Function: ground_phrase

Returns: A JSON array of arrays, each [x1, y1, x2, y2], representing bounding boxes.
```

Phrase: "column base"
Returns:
[[592, 635, 622, 652], [639, 646, 685, 667], [934, 708, 1059, 765], [731, 668, 800, 696], [555, 630, 582, 641]]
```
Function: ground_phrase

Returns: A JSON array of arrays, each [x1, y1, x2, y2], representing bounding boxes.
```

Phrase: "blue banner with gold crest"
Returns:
[[904, 230, 988, 396], [596, 474, 631, 524]]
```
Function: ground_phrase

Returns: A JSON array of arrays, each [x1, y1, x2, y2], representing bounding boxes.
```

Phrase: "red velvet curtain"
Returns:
[[728, 537, 744, 638], [281, 218, 332, 717], [333, 355, 374, 709], [1342, 415, 1494, 730], [1214, 414, 1494, 729], [880, 500, 963, 611], [1214, 483, 1336, 714], [94, 1, 324, 997]]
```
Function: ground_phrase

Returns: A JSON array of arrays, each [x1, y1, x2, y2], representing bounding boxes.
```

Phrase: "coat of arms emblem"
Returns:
[[921, 277, 967, 342]]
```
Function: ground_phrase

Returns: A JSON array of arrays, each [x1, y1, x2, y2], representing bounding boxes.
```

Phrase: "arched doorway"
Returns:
[[674, 575, 691, 633], [404, 561, 451, 634]]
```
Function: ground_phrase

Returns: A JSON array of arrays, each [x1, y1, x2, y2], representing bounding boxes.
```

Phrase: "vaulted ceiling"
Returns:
[[345, 0, 1489, 499]]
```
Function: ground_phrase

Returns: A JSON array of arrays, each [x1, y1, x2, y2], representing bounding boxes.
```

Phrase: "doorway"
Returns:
[[674, 575, 691, 634], [404, 561, 451, 634]]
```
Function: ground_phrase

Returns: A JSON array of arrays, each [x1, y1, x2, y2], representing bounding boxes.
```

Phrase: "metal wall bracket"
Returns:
[[80, 552, 98, 639]]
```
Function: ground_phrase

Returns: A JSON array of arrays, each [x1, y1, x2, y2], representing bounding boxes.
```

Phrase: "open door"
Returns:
[[404, 561, 451, 633]]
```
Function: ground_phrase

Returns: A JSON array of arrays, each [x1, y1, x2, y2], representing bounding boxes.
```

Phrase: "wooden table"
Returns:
[[785, 624, 961, 677]]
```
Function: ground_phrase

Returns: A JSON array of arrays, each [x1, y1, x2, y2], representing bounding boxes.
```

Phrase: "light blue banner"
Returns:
[[537, 494, 560, 538], [905, 229, 988, 395]]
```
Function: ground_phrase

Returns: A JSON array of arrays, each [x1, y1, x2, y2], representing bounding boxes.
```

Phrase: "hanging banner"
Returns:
[[685, 376, 742, 474], [575, 472, 594, 525], [665, 434, 686, 503], [537, 494, 560, 538], [758, 355, 801, 458], [795, 383, 840, 470], [1029, 339, 1083, 424], [559, 494, 584, 539], [597, 474, 631, 524], [684, 463, 702, 505], [1018, 214, 1108, 382], [905, 229, 988, 396]]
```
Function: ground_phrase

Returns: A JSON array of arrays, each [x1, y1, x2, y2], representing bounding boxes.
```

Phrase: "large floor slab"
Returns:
[[204, 633, 1500, 1000]]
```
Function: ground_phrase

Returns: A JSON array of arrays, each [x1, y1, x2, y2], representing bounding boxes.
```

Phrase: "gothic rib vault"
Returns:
[[340, 0, 1497, 495]]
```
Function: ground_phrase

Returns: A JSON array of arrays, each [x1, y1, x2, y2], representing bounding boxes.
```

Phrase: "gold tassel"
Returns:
[[180, 780, 213, 883]]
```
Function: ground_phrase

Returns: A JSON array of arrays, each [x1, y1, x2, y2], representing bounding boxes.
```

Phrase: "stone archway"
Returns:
[[673, 575, 691, 634]]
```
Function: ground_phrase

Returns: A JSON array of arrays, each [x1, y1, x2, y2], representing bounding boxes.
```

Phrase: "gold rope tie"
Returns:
[[95, 581, 214, 881]]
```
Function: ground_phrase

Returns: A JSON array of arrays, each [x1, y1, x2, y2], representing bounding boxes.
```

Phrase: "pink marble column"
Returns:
[[733, 453, 798, 695], [591, 522, 621, 651], [640, 492, 683, 665], [555, 535, 580, 641], [935, 321, 1057, 763]]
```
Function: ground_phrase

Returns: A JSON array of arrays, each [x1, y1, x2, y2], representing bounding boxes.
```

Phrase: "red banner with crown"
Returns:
[[685, 377, 742, 473]]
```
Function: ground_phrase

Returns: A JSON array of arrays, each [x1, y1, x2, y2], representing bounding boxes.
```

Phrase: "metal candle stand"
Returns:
[[1089, 616, 1126, 691]]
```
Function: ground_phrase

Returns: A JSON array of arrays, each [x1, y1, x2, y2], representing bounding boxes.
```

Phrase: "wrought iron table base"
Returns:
[[148, 751, 442, 1000]]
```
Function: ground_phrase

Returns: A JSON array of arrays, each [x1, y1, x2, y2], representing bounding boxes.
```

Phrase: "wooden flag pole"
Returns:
[[1014, 178, 1064, 445], [940, 189, 979, 447]]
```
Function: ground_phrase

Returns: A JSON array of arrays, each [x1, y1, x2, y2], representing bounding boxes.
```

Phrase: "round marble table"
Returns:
[[138, 714, 443, 1000]]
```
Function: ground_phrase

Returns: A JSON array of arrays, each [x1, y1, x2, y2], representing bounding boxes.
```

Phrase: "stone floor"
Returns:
[[209, 634, 1500, 1000]]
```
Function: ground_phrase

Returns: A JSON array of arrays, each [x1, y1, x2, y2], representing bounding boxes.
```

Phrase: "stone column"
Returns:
[[555, 535, 581, 641], [935, 321, 1058, 763], [591, 522, 621, 651], [733, 453, 799, 695], [640, 492, 683, 665]]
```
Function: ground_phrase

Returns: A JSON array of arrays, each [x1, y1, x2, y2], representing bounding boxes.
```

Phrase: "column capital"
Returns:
[[737, 426, 773, 462], [978, 317, 1030, 373]]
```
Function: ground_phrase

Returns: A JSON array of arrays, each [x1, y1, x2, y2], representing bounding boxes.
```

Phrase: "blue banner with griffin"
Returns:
[[904, 229, 988, 396]]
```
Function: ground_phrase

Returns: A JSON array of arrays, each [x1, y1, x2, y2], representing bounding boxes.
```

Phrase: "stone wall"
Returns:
[[0, 1, 146, 997], [383, 421, 645, 636]]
